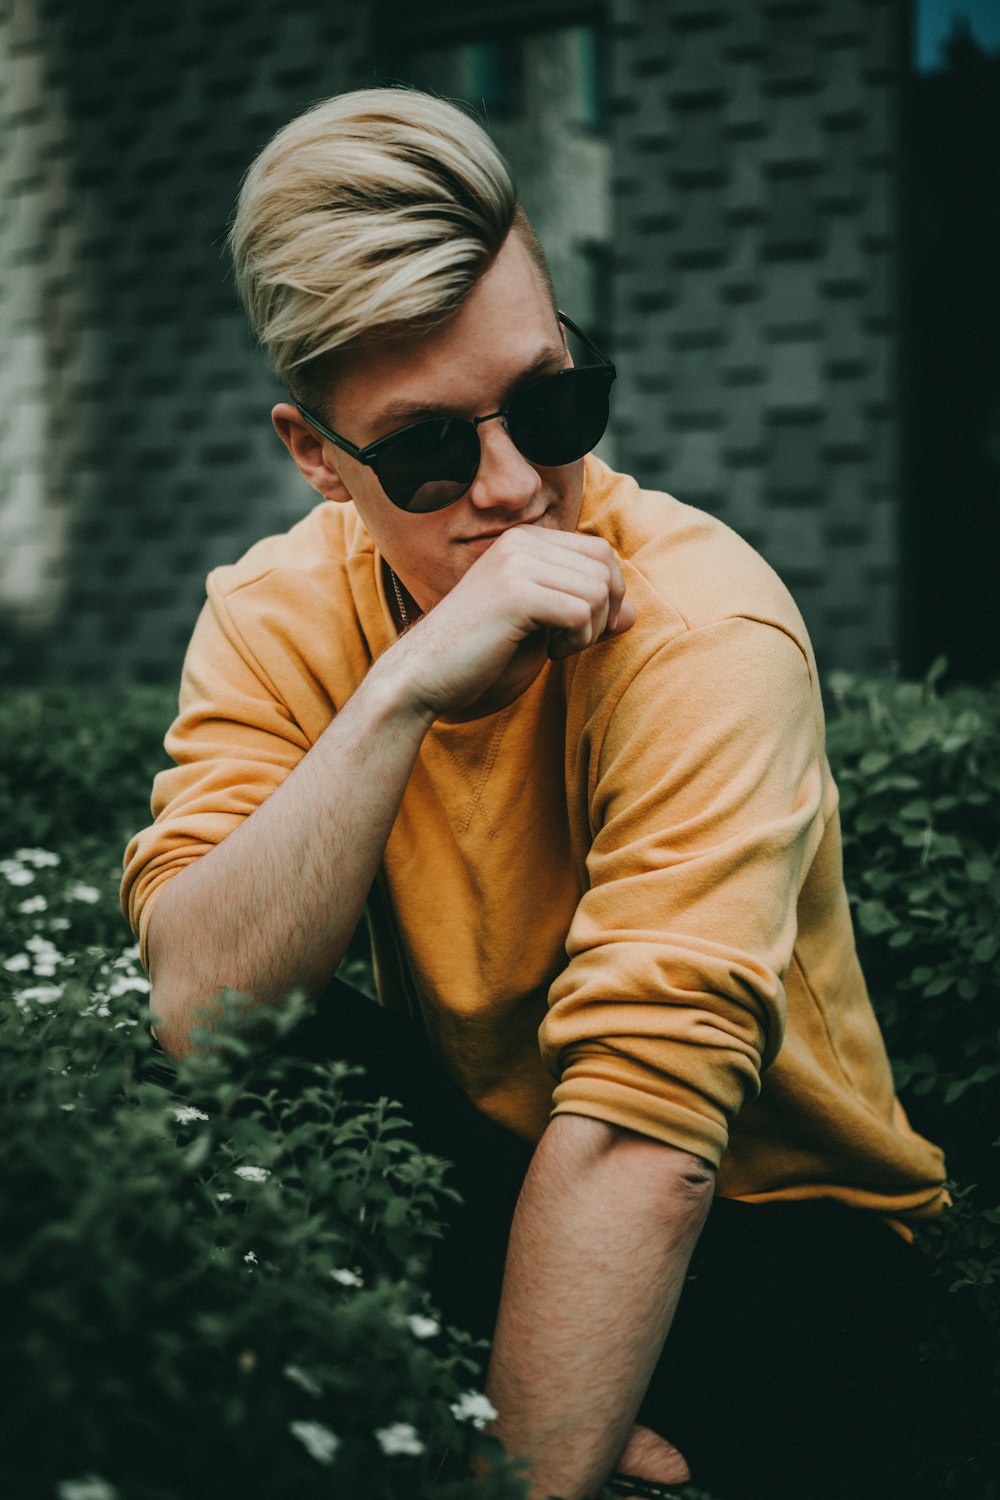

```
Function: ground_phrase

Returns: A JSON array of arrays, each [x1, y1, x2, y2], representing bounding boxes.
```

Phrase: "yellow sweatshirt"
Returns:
[[123, 457, 947, 1221]]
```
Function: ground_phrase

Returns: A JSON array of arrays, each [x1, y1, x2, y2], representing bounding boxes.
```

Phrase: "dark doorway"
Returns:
[[902, 13, 1000, 683]]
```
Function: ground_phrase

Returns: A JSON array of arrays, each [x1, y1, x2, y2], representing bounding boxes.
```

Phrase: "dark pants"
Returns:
[[283, 978, 975, 1500]]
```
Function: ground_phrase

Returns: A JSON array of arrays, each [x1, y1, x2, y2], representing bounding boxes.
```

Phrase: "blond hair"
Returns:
[[229, 87, 552, 408]]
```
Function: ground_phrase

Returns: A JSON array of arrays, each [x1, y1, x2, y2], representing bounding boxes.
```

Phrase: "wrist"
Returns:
[[362, 635, 441, 731]]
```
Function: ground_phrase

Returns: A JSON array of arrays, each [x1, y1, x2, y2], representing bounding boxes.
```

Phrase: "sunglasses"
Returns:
[[294, 312, 616, 514]]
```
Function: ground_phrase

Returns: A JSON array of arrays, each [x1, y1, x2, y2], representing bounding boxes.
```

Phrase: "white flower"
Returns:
[[26, 935, 57, 954], [234, 1165, 270, 1184], [330, 1266, 363, 1287], [49, 916, 70, 931], [108, 973, 150, 996], [57, 1478, 117, 1500], [174, 1106, 209, 1124], [17, 986, 62, 1005], [1, 861, 33, 886], [406, 1313, 440, 1340], [34, 962, 58, 977], [68, 883, 101, 904], [60, 1103, 76, 1112], [450, 1391, 498, 1429], [3, 954, 31, 973], [243, 1250, 258, 1264], [17, 895, 48, 914], [290, 1420, 340, 1466], [17, 847, 60, 868], [375, 1422, 424, 1457], [216, 1191, 232, 1202]]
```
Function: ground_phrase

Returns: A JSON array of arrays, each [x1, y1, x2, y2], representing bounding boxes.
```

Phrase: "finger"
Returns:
[[547, 628, 583, 661], [492, 523, 619, 576], [473, 528, 628, 657], [489, 554, 616, 648], [546, 589, 627, 659], [615, 1424, 691, 1485], [526, 531, 628, 636], [601, 551, 629, 633], [606, 598, 637, 637]]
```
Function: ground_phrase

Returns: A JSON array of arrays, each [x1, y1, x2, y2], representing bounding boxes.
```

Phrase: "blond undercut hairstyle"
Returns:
[[229, 88, 554, 412]]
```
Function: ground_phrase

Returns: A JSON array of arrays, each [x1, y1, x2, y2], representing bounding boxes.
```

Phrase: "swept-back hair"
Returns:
[[229, 87, 552, 410]]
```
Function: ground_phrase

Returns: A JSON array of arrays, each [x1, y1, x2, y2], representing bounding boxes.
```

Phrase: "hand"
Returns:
[[388, 525, 637, 720], [614, 1423, 691, 1487]]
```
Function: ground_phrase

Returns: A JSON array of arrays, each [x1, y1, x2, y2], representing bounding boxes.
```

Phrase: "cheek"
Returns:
[[543, 459, 586, 529]]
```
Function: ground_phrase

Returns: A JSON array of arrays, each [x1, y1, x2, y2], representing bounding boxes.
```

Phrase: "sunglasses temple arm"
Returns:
[[557, 311, 613, 369], [293, 402, 367, 463]]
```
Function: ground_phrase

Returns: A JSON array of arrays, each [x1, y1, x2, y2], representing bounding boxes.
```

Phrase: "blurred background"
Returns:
[[1, 0, 997, 687]]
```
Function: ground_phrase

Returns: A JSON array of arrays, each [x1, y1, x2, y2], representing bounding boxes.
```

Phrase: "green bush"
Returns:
[[1, 953, 524, 1499], [2, 674, 998, 1497], [827, 665, 1000, 1494], [0, 689, 528, 1498], [828, 662, 1000, 1181], [0, 686, 175, 853]]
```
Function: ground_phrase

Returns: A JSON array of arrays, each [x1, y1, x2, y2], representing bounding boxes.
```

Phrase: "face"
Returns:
[[273, 232, 585, 614]]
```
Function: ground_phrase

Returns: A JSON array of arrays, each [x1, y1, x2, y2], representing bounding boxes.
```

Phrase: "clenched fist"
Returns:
[[386, 524, 637, 721]]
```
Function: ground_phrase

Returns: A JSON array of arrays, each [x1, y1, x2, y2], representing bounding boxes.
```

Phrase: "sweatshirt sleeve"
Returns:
[[539, 615, 827, 1166], [121, 579, 315, 965]]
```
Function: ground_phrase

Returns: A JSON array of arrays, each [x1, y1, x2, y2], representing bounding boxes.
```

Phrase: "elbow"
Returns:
[[149, 968, 237, 1059], [146, 909, 275, 1059], [148, 969, 199, 1059], [547, 1115, 716, 1201], [607, 1125, 716, 1200]]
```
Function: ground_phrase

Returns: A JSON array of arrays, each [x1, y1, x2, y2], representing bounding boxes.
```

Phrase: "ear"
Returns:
[[271, 403, 353, 503]]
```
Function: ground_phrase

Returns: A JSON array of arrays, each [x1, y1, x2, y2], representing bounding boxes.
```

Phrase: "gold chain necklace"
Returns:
[[389, 567, 409, 630]]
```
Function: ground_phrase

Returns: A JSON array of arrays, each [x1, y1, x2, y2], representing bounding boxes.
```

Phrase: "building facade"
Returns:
[[0, 0, 922, 682]]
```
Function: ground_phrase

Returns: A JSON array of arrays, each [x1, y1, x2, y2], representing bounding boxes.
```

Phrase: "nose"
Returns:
[[466, 414, 543, 513]]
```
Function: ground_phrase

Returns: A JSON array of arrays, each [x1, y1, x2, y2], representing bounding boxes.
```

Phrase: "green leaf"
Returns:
[[857, 900, 895, 936], [183, 1132, 213, 1172]]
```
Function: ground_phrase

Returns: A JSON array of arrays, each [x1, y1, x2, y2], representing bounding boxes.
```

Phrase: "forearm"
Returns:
[[147, 648, 431, 1054], [146, 526, 637, 1055], [486, 1115, 714, 1500]]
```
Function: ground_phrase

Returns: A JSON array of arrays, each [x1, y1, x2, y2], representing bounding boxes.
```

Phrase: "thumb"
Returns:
[[615, 1422, 691, 1484], [606, 599, 638, 637]]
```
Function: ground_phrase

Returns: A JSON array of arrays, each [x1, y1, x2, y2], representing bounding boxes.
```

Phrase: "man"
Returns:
[[123, 89, 948, 1500]]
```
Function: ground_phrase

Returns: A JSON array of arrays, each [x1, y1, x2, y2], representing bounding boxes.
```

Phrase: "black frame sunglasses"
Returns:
[[294, 312, 616, 514]]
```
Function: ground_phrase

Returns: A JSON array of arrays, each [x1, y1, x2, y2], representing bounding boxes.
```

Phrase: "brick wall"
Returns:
[[0, 0, 370, 682], [0, 0, 908, 681], [606, 0, 906, 672]]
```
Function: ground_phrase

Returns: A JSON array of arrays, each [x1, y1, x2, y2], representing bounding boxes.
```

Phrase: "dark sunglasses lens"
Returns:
[[373, 418, 480, 513], [508, 367, 614, 468]]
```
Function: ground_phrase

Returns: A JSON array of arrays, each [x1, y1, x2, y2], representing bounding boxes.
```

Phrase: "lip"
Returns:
[[455, 511, 548, 544]]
